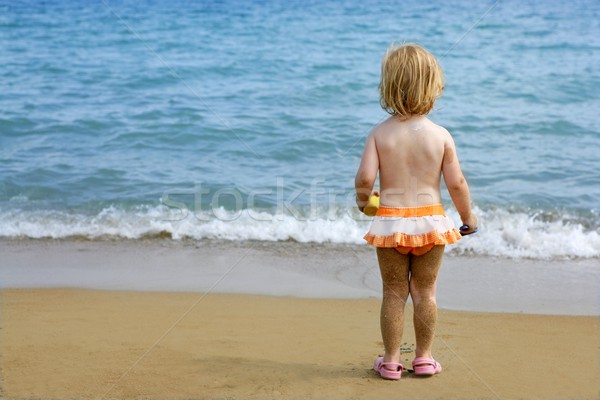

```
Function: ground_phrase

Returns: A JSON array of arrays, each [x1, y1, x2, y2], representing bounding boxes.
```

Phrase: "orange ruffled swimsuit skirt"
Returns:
[[363, 204, 462, 256]]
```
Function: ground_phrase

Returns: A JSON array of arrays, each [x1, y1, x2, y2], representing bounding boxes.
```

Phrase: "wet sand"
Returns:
[[1, 239, 598, 315]]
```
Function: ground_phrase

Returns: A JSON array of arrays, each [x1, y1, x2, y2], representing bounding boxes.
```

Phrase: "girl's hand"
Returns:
[[459, 213, 478, 236], [356, 191, 379, 213]]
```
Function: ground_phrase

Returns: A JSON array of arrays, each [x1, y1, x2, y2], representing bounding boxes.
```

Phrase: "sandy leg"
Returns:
[[376, 247, 410, 364], [409, 245, 444, 359]]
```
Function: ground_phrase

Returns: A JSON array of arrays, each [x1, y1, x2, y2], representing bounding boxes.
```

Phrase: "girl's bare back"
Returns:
[[374, 115, 449, 207]]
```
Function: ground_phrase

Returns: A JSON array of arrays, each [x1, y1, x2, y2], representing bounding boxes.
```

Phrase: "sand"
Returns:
[[0, 239, 599, 399], [1, 239, 598, 315], [1, 288, 598, 400]]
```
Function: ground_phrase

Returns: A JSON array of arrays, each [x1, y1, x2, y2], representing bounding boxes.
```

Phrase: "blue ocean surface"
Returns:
[[1, 0, 599, 259]]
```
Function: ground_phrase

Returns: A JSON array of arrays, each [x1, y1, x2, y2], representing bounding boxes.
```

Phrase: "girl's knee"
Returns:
[[412, 293, 437, 306], [409, 283, 437, 303], [382, 285, 409, 300]]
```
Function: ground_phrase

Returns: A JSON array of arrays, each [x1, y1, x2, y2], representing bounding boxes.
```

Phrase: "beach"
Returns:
[[1, 239, 599, 399]]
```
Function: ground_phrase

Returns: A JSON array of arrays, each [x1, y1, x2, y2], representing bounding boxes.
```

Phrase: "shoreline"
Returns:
[[1, 238, 598, 315], [2, 288, 598, 399]]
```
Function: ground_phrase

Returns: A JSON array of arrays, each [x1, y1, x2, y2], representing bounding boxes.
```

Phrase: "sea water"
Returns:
[[1, 0, 599, 260]]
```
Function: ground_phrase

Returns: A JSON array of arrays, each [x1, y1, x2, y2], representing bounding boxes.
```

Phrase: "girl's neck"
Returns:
[[395, 114, 425, 122]]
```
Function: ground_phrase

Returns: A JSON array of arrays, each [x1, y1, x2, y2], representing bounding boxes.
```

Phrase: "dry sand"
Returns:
[[1, 288, 599, 400]]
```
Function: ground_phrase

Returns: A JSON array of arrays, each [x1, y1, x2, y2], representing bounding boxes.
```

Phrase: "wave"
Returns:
[[446, 207, 600, 259], [0, 204, 598, 260]]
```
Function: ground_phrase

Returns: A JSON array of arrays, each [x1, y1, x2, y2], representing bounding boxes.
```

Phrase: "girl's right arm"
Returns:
[[355, 133, 379, 212], [441, 134, 478, 233]]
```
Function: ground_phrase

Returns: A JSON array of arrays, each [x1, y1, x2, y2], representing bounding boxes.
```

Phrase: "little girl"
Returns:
[[355, 43, 477, 380]]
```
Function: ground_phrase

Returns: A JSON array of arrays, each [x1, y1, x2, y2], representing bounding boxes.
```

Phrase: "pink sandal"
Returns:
[[412, 357, 442, 376], [373, 356, 403, 380]]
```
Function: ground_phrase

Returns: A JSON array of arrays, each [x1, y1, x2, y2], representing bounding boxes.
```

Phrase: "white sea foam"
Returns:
[[445, 208, 600, 259], [0, 205, 598, 260]]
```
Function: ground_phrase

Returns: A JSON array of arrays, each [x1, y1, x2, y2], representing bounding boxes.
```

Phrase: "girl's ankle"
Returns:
[[383, 353, 401, 365]]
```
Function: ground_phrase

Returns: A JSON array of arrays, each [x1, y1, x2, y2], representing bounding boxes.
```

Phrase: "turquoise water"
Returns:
[[1, 0, 599, 259]]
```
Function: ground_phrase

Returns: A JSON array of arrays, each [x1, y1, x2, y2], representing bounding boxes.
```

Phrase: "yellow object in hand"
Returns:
[[363, 194, 380, 216]]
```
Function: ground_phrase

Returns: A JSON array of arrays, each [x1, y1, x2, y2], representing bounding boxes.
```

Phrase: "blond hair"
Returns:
[[379, 43, 444, 117]]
